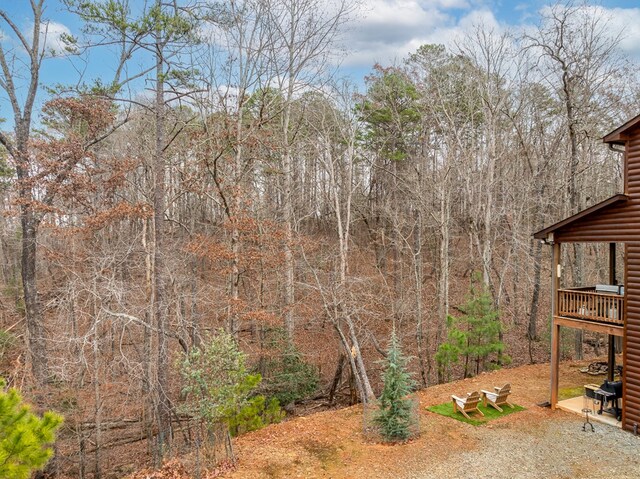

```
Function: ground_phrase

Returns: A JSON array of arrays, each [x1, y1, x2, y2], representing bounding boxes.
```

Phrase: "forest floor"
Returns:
[[221, 360, 640, 479]]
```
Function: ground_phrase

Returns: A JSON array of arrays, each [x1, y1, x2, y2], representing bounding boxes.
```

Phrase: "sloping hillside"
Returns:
[[133, 360, 639, 479]]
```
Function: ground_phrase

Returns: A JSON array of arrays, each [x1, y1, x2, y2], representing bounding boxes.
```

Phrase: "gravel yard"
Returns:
[[227, 361, 640, 479], [404, 415, 640, 479]]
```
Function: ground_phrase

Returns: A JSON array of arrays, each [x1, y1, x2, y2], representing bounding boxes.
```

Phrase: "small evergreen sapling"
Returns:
[[180, 330, 262, 429], [435, 315, 467, 382], [374, 332, 417, 441], [257, 328, 319, 409], [0, 379, 63, 479], [463, 281, 506, 376], [436, 275, 509, 380]]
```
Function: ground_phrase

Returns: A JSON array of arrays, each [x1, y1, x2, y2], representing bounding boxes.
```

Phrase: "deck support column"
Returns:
[[608, 242, 616, 382], [551, 242, 561, 409]]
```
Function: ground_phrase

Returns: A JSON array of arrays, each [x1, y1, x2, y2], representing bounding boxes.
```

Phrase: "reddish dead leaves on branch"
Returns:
[[83, 202, 152, 232], [10, 95, 146, 234], [9, 96, 118, 215], [185, 217, 286, 270]]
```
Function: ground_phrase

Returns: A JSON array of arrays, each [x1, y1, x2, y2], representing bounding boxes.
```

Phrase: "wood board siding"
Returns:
[[535, 117, 640, 432], [553, 204, 637, 243], [551, 135, 640, 243], [629, 135, 640, 196], [625, 244, 640, 430], [560, 131, 640, 433]]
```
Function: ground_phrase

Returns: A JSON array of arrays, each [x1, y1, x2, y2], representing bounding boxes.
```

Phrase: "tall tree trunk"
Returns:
[[92, 279, 102, 479], [153, 19, 171, 461], [228, 117, 244, 335], [528, 239, 543, 342], [413, 209, 428, 387], [19, 209, 48, 385], [142, 219, 155, 457], [281, 34, 296, 340], [565, 73, 584, 360], [436, 185, 450, 383], [282, 127, 295, 339], [2, 1, 49, 385]]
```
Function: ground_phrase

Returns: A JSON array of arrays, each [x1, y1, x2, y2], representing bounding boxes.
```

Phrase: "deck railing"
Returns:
[[557, 287, 624, 326]]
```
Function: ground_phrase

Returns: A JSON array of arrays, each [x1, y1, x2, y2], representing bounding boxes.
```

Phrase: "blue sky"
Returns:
[[2, 0, 640, 118], [341, 0, 640, 67]]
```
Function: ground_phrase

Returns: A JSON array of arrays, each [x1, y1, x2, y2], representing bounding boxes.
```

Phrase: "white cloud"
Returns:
[[342, 0, 454, 67], [604, 7, 640, 59], [35, 21, 76, 57], [343, 1, 503, 68], [429, 0, 470, 8], [342, 2, 640, 70], [422, 8, 502, 50], [0, 21, 74, 58]]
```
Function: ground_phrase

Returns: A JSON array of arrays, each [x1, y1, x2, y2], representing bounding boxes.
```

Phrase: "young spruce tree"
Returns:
[[374, 331, 417, 441]]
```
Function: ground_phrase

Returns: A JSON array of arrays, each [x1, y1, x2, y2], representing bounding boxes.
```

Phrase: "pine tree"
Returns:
[[461, 276, 507, 376], [0, 379, 63, 479], [436, 275, 508, 380], [373, 332, 417, 441], [435, 315, 467, 382]]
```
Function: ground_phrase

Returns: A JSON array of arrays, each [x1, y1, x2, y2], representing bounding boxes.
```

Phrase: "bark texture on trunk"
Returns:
[[153, 16, 171, 462], [20, 210, 48, 384], [0, 2, 48, 386]]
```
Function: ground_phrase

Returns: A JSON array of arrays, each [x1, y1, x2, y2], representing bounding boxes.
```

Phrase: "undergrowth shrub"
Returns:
[[179, 330, 284, 461], [257, 328, 319, 408], [228, 395, 284, 436]]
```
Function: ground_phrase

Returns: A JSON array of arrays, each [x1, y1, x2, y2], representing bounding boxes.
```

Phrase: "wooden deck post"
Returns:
[[551, 241, 561, 409], [608, 242, 616, 382]]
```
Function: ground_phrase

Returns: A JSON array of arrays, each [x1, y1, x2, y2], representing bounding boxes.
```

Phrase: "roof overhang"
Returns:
[[533, 194, 629, 241], [603, 114, 640, 145]]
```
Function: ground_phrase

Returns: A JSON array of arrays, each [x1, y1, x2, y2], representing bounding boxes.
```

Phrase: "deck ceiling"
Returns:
[[554, 316, 624, 337]]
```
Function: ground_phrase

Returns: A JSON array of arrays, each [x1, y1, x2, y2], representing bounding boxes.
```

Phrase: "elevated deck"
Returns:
[[555, 287, 624, 336]]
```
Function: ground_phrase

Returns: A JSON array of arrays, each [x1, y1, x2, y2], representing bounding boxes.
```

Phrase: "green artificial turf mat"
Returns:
[[427, 401, 525, 426], [558, 386, 585, 401]]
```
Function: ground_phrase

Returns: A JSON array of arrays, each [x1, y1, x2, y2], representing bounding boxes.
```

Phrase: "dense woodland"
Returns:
[[0, 1, 639, 477]]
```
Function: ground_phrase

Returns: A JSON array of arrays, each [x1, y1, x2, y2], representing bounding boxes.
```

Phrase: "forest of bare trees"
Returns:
[[0, 1, 639, 477]]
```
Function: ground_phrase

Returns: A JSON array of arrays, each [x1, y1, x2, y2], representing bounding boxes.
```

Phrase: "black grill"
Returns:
[[598, 380, 623, 420]]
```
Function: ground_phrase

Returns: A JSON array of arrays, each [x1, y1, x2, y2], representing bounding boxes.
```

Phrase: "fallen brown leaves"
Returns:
[[222, 359, 609, 479], [126, 459, 235, 479]]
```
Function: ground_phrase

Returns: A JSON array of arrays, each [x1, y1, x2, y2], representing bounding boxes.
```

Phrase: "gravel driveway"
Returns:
[[404, 415, 640, 479]]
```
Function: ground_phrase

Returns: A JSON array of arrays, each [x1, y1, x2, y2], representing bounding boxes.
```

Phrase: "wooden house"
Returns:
[[534, 114, 640, 432]]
